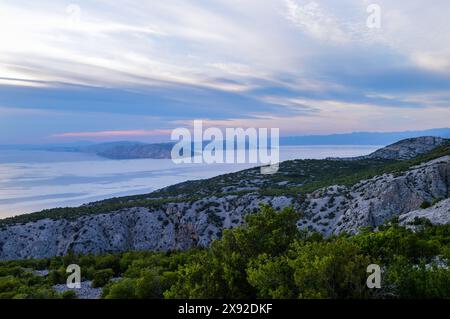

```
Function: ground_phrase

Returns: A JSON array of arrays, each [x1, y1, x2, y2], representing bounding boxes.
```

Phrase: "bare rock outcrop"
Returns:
[[399, 198, 450, 226], [0, 195, 292, 260], [299, 156, 449, 235], [366, 136, 446, 160]]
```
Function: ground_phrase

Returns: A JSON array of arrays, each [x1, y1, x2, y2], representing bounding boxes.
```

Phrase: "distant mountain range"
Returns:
[[280, 128, 450, 145], [81, 142, 174, 160], [0, 141, 174, 160], [1, 128, 449, 160]]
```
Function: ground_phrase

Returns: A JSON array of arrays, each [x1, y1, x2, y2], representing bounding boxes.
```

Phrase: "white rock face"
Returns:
[[300, 156, 449, 235], [0, 195, 292, 260], [328, 137, 447, 161], [366, 136, 446, 160], [0, 155, 448, 261], [399, 198, 450, 225]]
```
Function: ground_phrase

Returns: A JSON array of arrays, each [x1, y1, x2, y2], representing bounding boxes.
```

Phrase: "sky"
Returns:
[[0, 0, 449, 144]]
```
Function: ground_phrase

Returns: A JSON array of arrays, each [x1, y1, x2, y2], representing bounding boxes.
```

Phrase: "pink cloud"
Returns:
[[53, 129, 172, 138]]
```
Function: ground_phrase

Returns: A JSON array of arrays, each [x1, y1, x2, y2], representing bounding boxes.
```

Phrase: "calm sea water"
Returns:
[[0, 145, 381, 218]]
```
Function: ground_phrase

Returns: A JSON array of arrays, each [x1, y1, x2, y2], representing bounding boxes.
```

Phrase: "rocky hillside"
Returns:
[[82, 142, 174, 159], [365, 136, 446, 160], [0, 137, 449, 261], [299, 155, 449, 236], [399, 198, 450, 226], [328, 136, 446, 161]]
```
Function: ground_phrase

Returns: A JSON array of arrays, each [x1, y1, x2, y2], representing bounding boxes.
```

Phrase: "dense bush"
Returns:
[[0, 271, 58, 299], [92, 269, 114, 288], [162, 206, 450, 299], [61, 290, 78, 299], [247, 239, 374, 299], [0, 205, 449, 299]]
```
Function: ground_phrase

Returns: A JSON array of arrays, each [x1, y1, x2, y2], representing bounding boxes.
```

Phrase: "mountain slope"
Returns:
[[81, 142, 174, 159], [0, 137, 449, 261], [400, 198, 450, 226], [364, 136, 446, 160], [281, 128, 450, 145], [300, 155, 449, 235]]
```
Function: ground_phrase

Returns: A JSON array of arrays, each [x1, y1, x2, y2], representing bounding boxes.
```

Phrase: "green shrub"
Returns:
[[92, 269, 114, 288], [1, 202, 450, 299], [420, 201, 431, 209], [103, 278, 137, 299], [61, 290, 78, 299]]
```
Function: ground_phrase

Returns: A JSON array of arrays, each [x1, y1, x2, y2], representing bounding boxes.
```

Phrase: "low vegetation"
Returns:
[[1, 206, 449, 299]]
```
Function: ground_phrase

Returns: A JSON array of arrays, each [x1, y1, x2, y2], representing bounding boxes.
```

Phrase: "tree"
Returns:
[[289, 239, 375, 298], [103, 278, 137, 299], [61, 290, 78, 299], [135, 268, 165, 298], [165, 205, 302, 299], [92, 269, 114, 288], [247, 254, 296, 298], [95, 255, 121, 275], [384, 256, 450, 298]]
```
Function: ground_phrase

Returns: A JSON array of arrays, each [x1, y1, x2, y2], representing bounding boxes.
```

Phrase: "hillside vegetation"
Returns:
[[0, 138, 449, 298], [0, 206, 449, 299], [1, 140, 449, 227]]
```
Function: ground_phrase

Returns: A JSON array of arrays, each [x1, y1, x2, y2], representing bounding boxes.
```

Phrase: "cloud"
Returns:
[[0, 1, 289, 91], [411, 52, 450, 73], [52, 129, 172, 138], [284, 0, 349, 43], [0, 0, 449, 143], [0, 77, 48, 88]]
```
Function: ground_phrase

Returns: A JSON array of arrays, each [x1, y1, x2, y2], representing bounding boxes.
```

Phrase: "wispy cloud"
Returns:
[[0, 0, 449, 143], [284, 0, 349, 43], [52, 129, 172, 138]]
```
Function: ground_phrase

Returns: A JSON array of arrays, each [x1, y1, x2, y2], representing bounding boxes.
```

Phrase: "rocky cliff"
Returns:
[[0, 195, 291, 260], [299, 155, 449, 235]]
